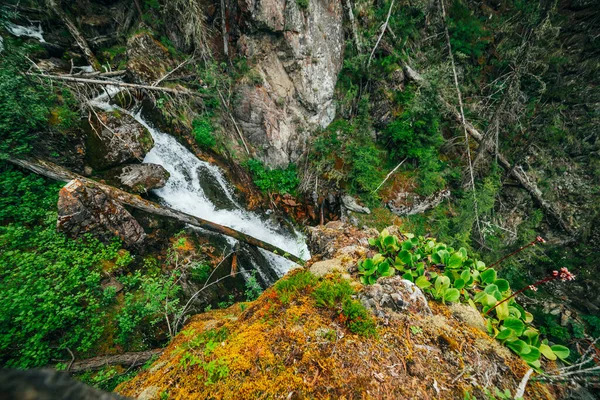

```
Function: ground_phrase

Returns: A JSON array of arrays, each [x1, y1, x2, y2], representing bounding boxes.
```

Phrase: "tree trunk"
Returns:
[[44, 0, 100, 71], [9, 158, 305, 264], [67, 349, 163, 373]]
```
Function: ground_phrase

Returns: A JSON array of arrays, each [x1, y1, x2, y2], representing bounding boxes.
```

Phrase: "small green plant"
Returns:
[[192, 117, 216, 149], [311, 276, 377, 337], [244, 159, 300, 195], [244, 271, 263, 301], [296, 0, 309, 10], [410, 326, 423, 335]]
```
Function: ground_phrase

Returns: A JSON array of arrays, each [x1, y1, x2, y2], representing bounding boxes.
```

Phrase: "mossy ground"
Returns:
[[116, 270, 554, 399]]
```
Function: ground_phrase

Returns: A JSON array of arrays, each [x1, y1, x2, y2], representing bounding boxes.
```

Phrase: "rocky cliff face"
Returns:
[[232, 0, 344, 167]]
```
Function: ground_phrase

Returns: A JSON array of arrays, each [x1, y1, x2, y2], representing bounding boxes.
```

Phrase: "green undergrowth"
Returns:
[[359, 229, 569, 368], [273, 271, 376, 337], [244, 159, 300, 195]]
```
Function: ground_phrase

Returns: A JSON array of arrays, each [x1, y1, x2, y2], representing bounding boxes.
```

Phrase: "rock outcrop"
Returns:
[[84, 110, 154, 170], [232, 0, 344, 167], [359, 276, 432, 318], [106, 163, 170, 194], [57, 179, 146, 248]]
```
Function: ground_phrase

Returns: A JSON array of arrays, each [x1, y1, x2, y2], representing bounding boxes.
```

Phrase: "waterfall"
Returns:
[[91, 89, 309, 284]]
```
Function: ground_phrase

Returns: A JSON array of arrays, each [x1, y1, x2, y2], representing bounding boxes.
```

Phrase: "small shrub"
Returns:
[[245, 159, 300, 195], [296, 0, 309, 10], [192, 117, 216, 149]]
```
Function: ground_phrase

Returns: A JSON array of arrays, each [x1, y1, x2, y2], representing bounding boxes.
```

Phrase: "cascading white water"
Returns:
[[91, 89, 310, 279]]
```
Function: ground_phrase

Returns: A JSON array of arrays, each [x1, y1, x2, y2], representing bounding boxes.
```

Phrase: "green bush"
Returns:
[[296, 0, 309, 10], [0, 165, 125, 367], [245, 159, 300, 195], [192, 117, 216, 149]]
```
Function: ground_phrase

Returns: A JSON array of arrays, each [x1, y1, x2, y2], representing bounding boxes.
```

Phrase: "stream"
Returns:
[[91, 90, 310, 287]]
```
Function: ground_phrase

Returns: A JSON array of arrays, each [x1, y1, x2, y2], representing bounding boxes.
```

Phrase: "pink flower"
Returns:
[[558, 267, 575, 281], [536, 236, 546, 243], [528, 285, 538, 292]]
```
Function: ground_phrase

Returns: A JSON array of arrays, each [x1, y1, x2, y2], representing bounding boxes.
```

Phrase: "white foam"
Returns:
[[5, 22, 45, 42]]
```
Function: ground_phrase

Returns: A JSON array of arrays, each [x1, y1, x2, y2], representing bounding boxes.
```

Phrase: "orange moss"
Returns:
[[116, 273, 556, 400]]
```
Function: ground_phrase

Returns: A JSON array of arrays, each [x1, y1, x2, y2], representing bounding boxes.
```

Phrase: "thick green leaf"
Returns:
[[520, 346, 541, 363], [495, 328, 514, 341], [454, 278, 465, 290], [368, 238, 377, 247], [368, 275, 377, 285], [402, 272, 413, 282], [447, 252, 463, 269], [495, 300, 510, 320], [503, 318, 525, 336], [397, 250, 412, 266], [507, 340, 531, 355], [495, 279, 510, 292], [415, 275, 431, 289], [480, 269, 496, 284], [539, 344, 557, 360], [476, 260, 486, 271], [460, 269, 471, 282], [443, 288, 460, 303], [551, 345, 570, 360]]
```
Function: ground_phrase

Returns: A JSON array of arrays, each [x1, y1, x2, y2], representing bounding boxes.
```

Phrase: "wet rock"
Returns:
[[57, 179, 146, 248], [106, 163, 170, 194], [126, 32, 175, 84], [359, 276, 432, 319], [232, 0, 344, 167], [342, 194, 371, 214], [84, 109, 154, 170]]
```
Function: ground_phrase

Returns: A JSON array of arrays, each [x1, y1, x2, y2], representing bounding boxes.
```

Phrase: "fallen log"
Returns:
[[26, 73, 200, 97], [67, 349, 163, 373], [8, 158, 305, 264]]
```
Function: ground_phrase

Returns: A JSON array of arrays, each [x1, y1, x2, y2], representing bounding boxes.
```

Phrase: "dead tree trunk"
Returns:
[[66, 349, 162, 373], [44, 0, 100, 71], [27, 73, 198, 96], [220, 0, 229, 57], [9, 158, 306, 264]]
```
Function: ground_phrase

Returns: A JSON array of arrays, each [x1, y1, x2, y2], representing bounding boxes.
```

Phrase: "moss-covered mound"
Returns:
[[116, 270, 554, 399]]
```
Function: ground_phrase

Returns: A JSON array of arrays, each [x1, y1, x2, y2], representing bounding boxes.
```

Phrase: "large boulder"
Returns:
[[232, 0, 344, 167], [84, 110, 154, 170], [57, 179, 146, 248], [105, 163, 170, 194]]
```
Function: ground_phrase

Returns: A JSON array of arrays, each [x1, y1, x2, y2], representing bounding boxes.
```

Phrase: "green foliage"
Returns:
[[311, 275, 377, 336], [274, 270, 318, 304], [192, 117, 216, 149], [361, 229, 569, 366], [0, 42, 55, 157], [179, 327, 230, 385], [311, 115, 384, 196], [447, 0, 490, 60], [116, 259, 183, 347], [0, 165, 127, 368], [244, 271, 263, 301], [381, 86, 447, 196], [245, 159, 300, 195], [296, 0, 309, 10]]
